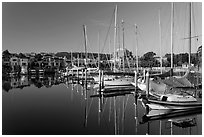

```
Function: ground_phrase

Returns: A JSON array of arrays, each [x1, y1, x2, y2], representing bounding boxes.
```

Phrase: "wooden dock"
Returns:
[[96, 85, 140, 93]]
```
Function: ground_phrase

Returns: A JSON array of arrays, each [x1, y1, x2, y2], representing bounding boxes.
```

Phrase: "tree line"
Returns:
[[3, 45, 202, 70]]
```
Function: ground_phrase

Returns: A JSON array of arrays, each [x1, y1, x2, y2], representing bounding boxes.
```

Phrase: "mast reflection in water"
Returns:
[[2, 74, 202, 135]]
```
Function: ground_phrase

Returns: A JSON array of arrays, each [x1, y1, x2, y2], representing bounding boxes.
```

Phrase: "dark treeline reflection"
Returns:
[[2, 74, 66, 92]]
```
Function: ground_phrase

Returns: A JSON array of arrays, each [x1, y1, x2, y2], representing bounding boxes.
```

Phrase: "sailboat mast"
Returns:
[[98, 31, 100, 69], [83, 25, 88, 68], [159, 9, 162, 74], [113, 5, 118, 72], [122, 19, 125, 72], [189, 2, 192, 66], [170, 2, 174, 69], [135, 24, 139, 72], [109, 35, 113, 71]]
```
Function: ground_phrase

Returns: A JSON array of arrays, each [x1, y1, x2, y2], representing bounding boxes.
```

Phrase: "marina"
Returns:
[[2, 2, 202, 135]]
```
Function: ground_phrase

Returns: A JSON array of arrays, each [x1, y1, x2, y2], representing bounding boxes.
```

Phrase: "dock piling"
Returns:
[[146, 70, 150, 98]]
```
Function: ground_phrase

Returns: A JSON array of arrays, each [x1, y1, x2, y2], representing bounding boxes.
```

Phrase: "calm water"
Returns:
[[2, 75, 202, 135]]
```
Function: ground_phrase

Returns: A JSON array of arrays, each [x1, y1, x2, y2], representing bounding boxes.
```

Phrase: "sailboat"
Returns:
[[136, 3, 201, 109], [93, 5, 134, 88]]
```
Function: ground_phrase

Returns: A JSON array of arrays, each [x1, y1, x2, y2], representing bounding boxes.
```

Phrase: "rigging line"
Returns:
[[86, 36, 98, 67], [118, 24, 121, 70], [125, 49, 131, 70], [103, 52, 111, 69], [105, 53, 111, 68], [182, 3, 188, 53], [192, 3, 197, 37], [131, 30, 136, 68], [96, 8, 115, 69], [101, 7, 115, 53], [158, 5, 171, 55], [174, 4, 184, 53], [162, 12, 171, 55], [191, 3, 200, 50], [104, 44, 114, 69], [84, 27, 98, 67], [137, 28, 147, 55]]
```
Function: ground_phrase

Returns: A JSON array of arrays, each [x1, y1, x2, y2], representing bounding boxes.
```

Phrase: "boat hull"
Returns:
[[147, 99, 202, 110]]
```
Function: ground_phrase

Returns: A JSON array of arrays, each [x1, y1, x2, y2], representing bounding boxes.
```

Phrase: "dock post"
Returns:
[[134, 70, 138, 95], [146, 70, 150, 98]]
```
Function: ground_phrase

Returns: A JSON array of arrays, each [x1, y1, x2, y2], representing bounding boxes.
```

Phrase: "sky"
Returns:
[[2, 2, 202, 57]]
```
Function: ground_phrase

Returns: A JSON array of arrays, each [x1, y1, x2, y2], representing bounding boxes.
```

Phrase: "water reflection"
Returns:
[[2, 74, 202, 135], [2, 74, 66, 92], [141, 110, 201, 135]]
